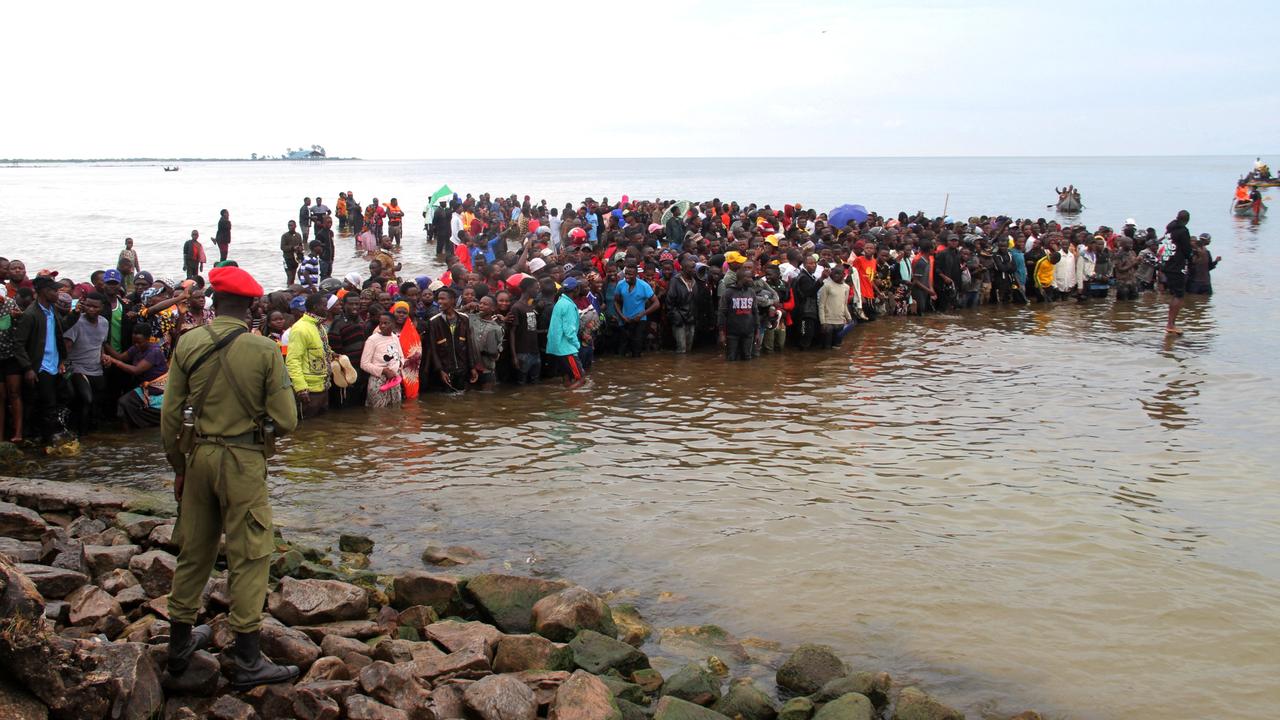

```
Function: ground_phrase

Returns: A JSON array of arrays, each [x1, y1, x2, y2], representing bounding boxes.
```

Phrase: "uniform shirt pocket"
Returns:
[[244, 503, 276, 560]]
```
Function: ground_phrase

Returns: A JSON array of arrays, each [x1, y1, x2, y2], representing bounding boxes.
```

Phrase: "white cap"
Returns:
[[528, 257, 547, 273], [1124, 218, 1136, 226]]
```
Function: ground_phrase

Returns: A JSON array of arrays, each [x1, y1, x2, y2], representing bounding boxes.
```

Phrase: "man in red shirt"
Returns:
[[851, 243, 878, 320]]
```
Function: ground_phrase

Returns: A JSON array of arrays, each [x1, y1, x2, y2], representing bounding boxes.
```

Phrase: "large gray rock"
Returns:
[[494, 633, 574, 673], [550, 669, 622, 720], [653, 696, 731, 720], [17, 563, 87, 599], [146, 523, 176, 551], [465, 672, 538, 720], [532, 586, 618, 642], [463, 573, 570, 633], [411, 641, 491, 682], [261, 616, 323, 669], [84, 543, 141, 577], [568, 629, 650, 676], [0, 537, 42, 563], [128, 549, 177, 598], [811, 672, 892, 710], [86, 641, 165, 720], [293, 685, 342, 720], [268, 577, 369, 625], [66, 515, 107, 539], [97, 567, 140, 595], [812, 693, 873, 720], [425, 619, 504, 658], [421, 544, 485, 567], [0, 500, 47, 539], [321, 633, 375, 671], [662, 663, 722, 706], [66, 584, 122, 626], [340, 533, 375, 554], [113, 512, 168, 543], [390, 570, 464, 614], [775, 644, 847, 696], [890, 687, 964, 720], [713, 679, 778, 720]]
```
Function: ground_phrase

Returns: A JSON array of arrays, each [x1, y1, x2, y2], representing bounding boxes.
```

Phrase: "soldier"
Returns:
[[159, 265, 300, 689]]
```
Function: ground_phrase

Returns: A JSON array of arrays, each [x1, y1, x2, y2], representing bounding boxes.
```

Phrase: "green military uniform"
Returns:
[[161, 315, 298, 633]]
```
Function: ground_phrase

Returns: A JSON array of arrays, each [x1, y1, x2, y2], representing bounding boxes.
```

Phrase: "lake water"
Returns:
[[5, 157, 1279, 720]]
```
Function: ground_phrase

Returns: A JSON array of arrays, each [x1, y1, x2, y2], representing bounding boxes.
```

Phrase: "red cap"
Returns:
[[569, 227, 587, 239], [209, 266, 264, 298]]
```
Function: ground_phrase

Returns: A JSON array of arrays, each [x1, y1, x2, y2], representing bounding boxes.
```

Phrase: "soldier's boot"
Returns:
[[229, 630, 299, 690], [166, 622, 213, 676]]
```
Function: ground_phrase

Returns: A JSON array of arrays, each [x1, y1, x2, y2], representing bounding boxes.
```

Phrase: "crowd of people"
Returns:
[[0, 191, 1219, 448]]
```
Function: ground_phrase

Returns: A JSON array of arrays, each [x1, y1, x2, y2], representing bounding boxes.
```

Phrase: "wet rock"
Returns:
[[659, 626, 750, 666], [432, 681, 471, 719], [811, 673, 892, 710], [812, 693, 872, 720], [0, 477, 133, 514], [776, 644, 847, 696], [244, 682, 297, 719], [147, 522, 177, 551], [97, 567, 140, 594], [340, 533, 376, 554], [17, 563, 88, 599], [321, 633, 375, 669], [0, 537, 43, 563], [295, 619, 383, 643], [268, 577, 369, 625], [391, 570, 464, 614], [713, 679, 778, 720], [533, 586, 618, 642], [411, 640, 491, 682], [292, 686, 342, 720], [208, 694, 260, 720], [494, 633, 574, 673], [87, 640, 165, 720], [465, 673, 539, 720], [261, 616, 323, 669], [84, 543, 141, 577], [890, 687, 963, 720], [464, 573, 570, 633], [114, 512, 168, 543], [128, 549, 177, 598], [421, 544, 485, 567], [158, 648, 222, 696], [653, 696, 732, 720], [302, 655, 352, 683], [662, 663, 722, 706], [426, 619, 504, 658], [611, 604, 653, 647], [778, 697, 814, 720], [598, 674, 646, 705], [270, 549, 305, 579], [396, 605, 440, 632], [345, 693, 409, 720], [550, 669, 622, 720], [82, 527, 132, 547], [66, 584, 123, 626], [569, 629, 650, 676], [0, 500, 47, 539], [632, 668, 664, 694], [514, 670, 572, 708]]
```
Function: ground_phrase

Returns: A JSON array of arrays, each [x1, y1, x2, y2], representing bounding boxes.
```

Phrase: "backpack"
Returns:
[[1155, 232, 1177, 264]]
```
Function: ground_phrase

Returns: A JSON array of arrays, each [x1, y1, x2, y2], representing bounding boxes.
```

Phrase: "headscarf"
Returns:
[[344, 272, 363, 287], [391, 301, 410, 313]]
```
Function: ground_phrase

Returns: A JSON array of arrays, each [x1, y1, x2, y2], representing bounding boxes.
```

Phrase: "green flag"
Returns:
[[430, 184, 452, 205]]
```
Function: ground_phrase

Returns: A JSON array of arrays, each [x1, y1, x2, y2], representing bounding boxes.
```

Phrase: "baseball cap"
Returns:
[[562, 276, 580, 290], [102, 269, 122, 283]]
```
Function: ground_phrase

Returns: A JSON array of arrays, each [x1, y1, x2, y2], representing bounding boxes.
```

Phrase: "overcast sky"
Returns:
[[4, 0, 1277, 159]]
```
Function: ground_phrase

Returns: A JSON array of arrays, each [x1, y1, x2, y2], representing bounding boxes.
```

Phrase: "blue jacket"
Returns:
[[545, 294, 581, 357]]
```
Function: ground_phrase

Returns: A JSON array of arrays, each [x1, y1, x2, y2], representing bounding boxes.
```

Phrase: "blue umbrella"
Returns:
[[829, 204, 868, 229]]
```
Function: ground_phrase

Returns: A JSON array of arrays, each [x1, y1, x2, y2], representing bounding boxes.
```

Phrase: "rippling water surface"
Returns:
[[7, 157, 1280, 719]]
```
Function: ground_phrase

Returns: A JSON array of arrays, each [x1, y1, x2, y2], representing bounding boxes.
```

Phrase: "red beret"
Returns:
[[209, 266, 263, 298]]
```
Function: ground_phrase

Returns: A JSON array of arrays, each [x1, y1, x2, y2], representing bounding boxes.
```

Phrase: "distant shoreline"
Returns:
[[0, 157, 359, 164]]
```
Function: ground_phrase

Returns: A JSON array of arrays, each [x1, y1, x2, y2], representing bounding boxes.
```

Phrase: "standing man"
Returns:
[[386, 198, 404, 247], [13, 275, 66, 446], [612, 262, 659, 358], [182, 230, 205, 280], [665, 253, 698, 353], [1162, 210, 1193, 335], [285, 292, 332, 418], [298, 198, 312, 243], [718, 266, 760, 361], [280, 220, 305, 285], [215, 209, 232, 262], [546, 276, 584, 387], [427, 286, 480, 392], [431, 201, 452, 260], [160, 265, 300, 689]]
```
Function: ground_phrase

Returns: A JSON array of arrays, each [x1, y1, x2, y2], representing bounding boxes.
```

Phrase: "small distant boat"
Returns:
[[163, 166, 180, 172], [1233, 199, 1267, 218], [1056, 194, 1082, 213], [1245, 179, 1280, 189]]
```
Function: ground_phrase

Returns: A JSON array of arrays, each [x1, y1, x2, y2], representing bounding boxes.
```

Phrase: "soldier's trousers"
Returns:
[[168, 443, 277, 633]]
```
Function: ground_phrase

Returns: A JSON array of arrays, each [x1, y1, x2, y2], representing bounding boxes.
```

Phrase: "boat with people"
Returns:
[[1244, 157, 1278, 188], [1234, 180, 1268, 218], [1054, 185, 1082, 212], [162, 166, 180, 172]]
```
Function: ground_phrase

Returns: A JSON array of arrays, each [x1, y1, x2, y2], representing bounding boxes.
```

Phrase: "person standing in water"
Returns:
[[1162, 210, 1193, 335], [215, 209, 232, 262]]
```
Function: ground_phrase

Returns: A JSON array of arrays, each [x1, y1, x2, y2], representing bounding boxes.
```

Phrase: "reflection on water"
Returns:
[[36, 291, 1280, 720]]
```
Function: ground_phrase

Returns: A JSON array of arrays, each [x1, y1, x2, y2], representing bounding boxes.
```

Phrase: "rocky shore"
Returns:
[[0, 477, 1043, 720]]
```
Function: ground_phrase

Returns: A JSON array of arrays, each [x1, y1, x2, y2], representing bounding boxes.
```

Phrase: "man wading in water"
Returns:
[[1162, 209, 1194, 335]]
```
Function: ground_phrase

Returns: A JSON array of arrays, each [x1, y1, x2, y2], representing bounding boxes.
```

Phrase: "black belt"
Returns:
[[195, 432, 259, 447]]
